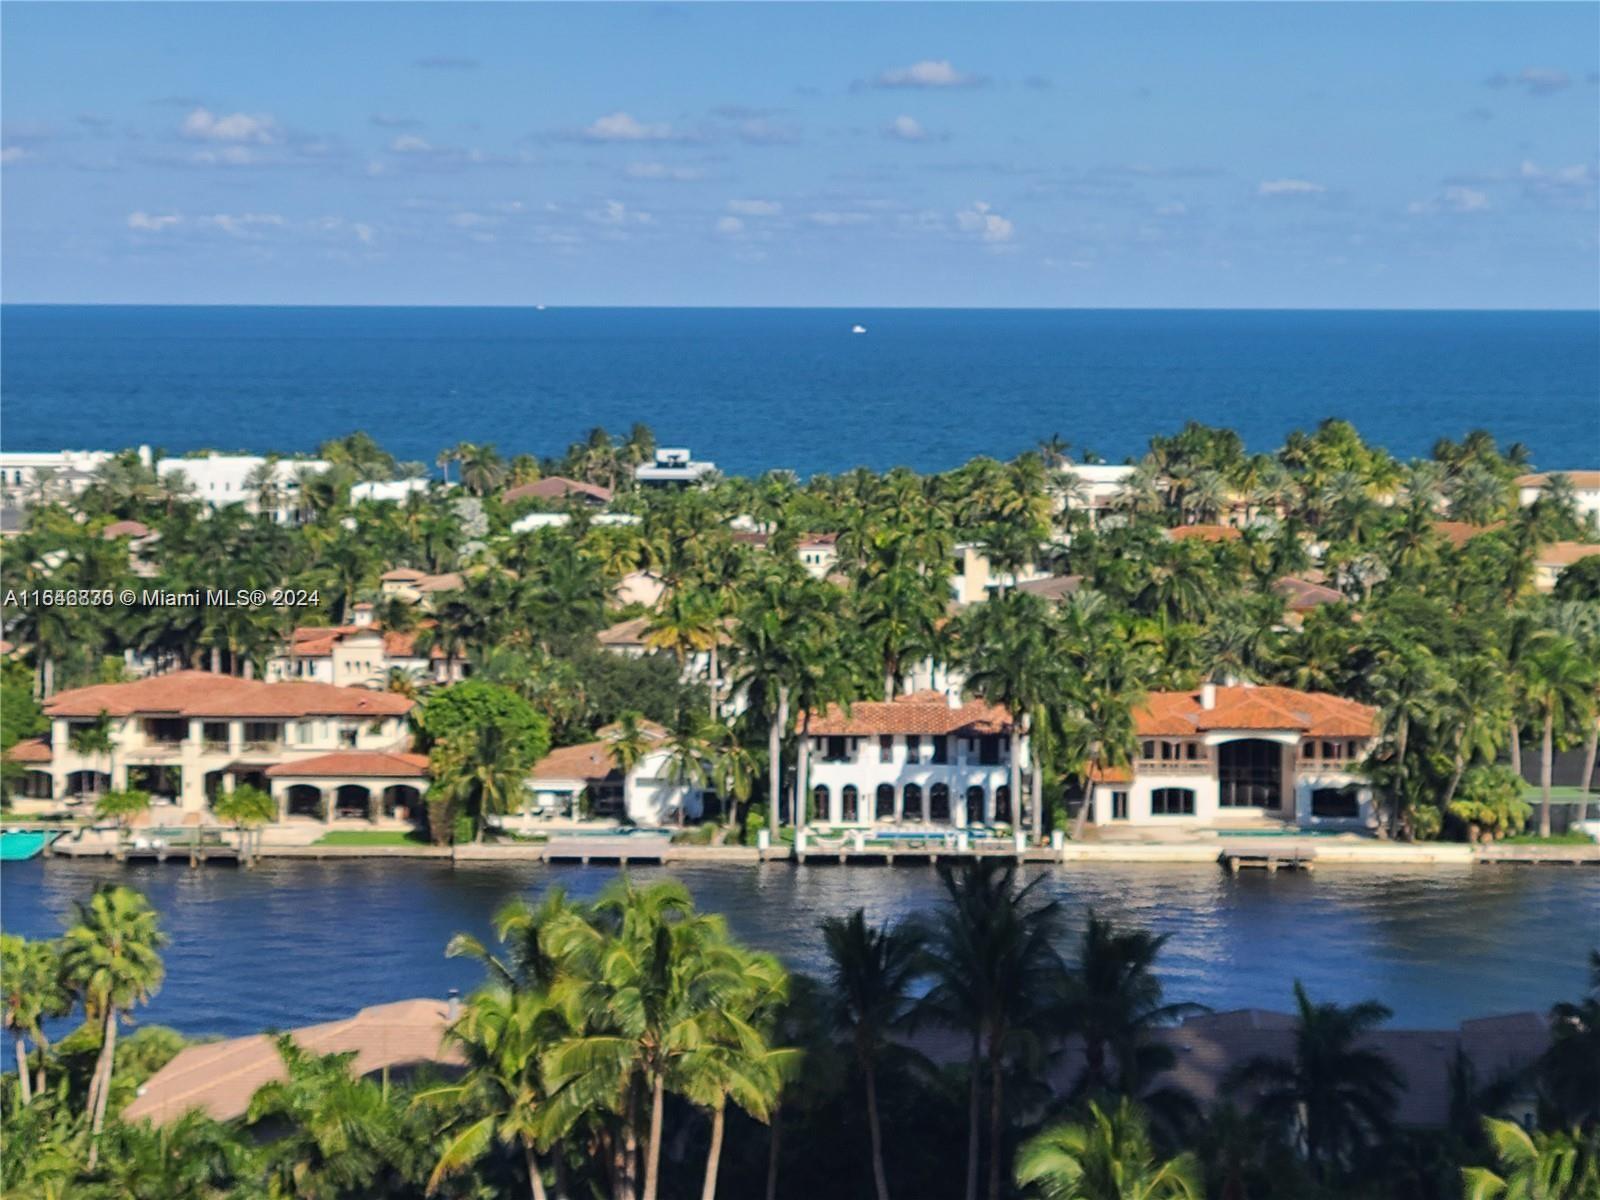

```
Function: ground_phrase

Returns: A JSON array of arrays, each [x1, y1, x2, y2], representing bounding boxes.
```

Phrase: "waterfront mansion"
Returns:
[[1086, 683, 1379, 829], [10, 672, 420, 823]]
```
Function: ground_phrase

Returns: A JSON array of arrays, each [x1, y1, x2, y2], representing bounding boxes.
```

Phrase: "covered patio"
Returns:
[[264, 751, 430, 827]]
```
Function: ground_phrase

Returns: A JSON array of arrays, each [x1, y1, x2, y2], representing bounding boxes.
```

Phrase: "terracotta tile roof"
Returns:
[[1087, 762, 1132, 784], [415, 572, 463, 593], [531, 740, 619, 783], [597, 616, 651, 647], [100, 519, 151, 539], [1272, 576, 1345, 611], [502, 476, 613, 505], [265, 751, 429, 779], [1516, 470, 1600, 489], [286, 624, 438, 660], [123, 998, 462, 1125], [44, 671, 414, 719], [806, 690, 1013, 736], [1015, 574, 1084, 601], [1166, 524, 1242, 543], [1133, 686, 1376, 738], [1432, 520, 1502, 548], [380, 568, 427, 582], [730, 531, 770, 547], [3, 736, 51, 764], [797, 532, 839, 548], [1537, 541, 1600, 567]]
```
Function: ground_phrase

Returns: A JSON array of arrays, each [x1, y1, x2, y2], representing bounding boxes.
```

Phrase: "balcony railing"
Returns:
[[1134, 759, 1211, 773], [241, 739, 283, 753]]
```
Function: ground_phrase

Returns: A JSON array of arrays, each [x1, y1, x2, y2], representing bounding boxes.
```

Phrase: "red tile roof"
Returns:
[[265, 751, 429, 779], [1167, 524, 1242, 543], [1516, 471, 1600, 489], [3, 736, 52, 763], [44, 671, 415, 719], [1272, 576, 1345, 611], [101, 519, 152, 540], [1432, 520, 1502, 548], [502, 476, 613, 505], [806, 690, 1013, 736], [286, 624, 441, 660], [1133, 686, 1375, 738], [531, 741, 619, 783], [1537, 541, 1600, 567], [1087, 762, 1132, 784], [797, 532, 839, 548], [380, 568, 427, 582]]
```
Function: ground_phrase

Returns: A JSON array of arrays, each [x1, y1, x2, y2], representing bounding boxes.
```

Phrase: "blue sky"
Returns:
[[3, 3, 1596, 308]]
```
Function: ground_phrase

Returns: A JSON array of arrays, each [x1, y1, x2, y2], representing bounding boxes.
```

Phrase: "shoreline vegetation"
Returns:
[[3, 420, 1597, 852], [3, 873, 1597, 1200]]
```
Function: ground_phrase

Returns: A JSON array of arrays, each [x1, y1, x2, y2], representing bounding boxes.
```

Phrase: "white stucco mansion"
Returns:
[[800, 691, 1022, 827], [1086, 683, 1379, 829]]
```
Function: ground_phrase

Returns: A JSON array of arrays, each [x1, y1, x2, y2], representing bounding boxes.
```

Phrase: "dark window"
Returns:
[[842, 785, 859, 822], [812, 784, 830, 820], [930, 782, 951, 821], [146, 718, 187, 744], [1151, 788, 1196, 816], [905, 735, 921, 765], [824, 736, 849, 763], [875, 784, 895, 819], [903, 783, 923, 820], [931, 736, 949, 765], [1111, 791, 1129, 820], [966, 785, 985, 819], [1218, 739, 1282, 809], [879, 735, 893, 763], [994, 785, 1011, 823], [1311, 787, 1360, 818], [979, 736, 1001, 766], [1185, 742, 1200, 760], [1141, 740, 1156, 760]]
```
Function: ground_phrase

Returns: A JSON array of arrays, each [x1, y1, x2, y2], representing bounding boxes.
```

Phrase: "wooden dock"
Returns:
[[542, 835, 673, 864], [1219, 843, 1316, 874]]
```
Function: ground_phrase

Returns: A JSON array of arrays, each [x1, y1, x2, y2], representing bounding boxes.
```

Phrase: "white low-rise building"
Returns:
[[1085, 684, 1378, 829], [1516, 471, 1600, 528], [801, 691, 1020, 828], [350, 479, 435, 504], [264, 605, 463, 689], [635, 447, 716, 487], [0, 447, 148, 501], [513, 721, 703, 827], [1056, 463, 1140, 524], [155, 454, 331, 523]]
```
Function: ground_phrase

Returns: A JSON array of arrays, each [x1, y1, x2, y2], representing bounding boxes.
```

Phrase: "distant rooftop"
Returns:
[[636, 447, 716, 485]]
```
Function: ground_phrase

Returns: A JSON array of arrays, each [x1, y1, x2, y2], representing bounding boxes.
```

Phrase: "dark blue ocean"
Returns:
[[2, 306, 1596, 476]]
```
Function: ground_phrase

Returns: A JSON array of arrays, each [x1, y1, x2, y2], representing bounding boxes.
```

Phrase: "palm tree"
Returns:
[[1523, 636, 1595, 837], [606, 711, 654, 778], [1, 934, 68, 1105], [213, 782, 277, 865], [1436, 654, 1513, 815], [1461, 1118, 1599, 1200], [94, 787, 151, 839], [1015, 1098, 1203, 1200], [920, 861, 1065, 1200], [69, 710, 116, 799], [431, 722, 532, 841], [419, 985, 562, 1200], [87, 1108, 257, 1200], [59, 884, 168, 1167], [1224, 981, 1400, 1182], [1372, 644, 1444, 837], [820, 909, 923, 1200]]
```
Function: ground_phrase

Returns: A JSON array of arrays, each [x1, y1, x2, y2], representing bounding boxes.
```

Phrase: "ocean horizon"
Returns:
[[3, 304, 1596, 477]]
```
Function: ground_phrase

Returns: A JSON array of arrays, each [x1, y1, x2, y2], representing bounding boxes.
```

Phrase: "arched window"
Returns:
[[1151, 788, 1196, 816], [875, 784, 895, 820], [966, 785, 986, 822], [994, 785, 1011, 823], [842, 785, 859, 822], [812, 784, 831, 823], [903, 782, 923, 820], [929, 782, 951, 822]]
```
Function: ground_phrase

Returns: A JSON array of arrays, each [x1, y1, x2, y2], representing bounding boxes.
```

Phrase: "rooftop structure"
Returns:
[[350, 479, 434, 504], [1515, 470, 1600, 526], [501, 476, 614, 506], [635, 447, 716, 486]]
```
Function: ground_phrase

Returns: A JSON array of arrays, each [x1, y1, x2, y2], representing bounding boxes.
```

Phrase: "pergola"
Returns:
[[264, 751, 430, 825]]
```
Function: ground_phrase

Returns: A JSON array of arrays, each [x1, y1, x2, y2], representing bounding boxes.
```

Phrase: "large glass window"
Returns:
[[1111, 791, 1128, 820], [879, 735, 893, 763], [994, 785, 1011, 823], [812, 784, 830, 821], [875, 784, 895, 819], [824, 736, 849, 763], [1311, 786, 1360, 818], [931, 736, 949, 765], [842, 785, 859, 822], [905, 735, 921, 765], [979, 736, 1001, 766], [1218, 739, 1282, 809], [930, 782, 951, 821], [1151, 788, 1196, 816], [903, 782, 923, 820]]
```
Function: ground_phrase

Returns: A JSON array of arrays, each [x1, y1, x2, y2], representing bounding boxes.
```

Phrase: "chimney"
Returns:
[[947, 688, 961, 710], [1200, 682, 1217, 711], [352, 602, 374, 628], [447, 987, 460, 1020]]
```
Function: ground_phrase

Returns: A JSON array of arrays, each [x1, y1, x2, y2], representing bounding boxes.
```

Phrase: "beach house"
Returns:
[[264, 604, 464, 689], [1515, 470, 1600, 528], [154, 454, 332, 524], [1085, 683, 1378, 829], [511, 720, 704, 827]]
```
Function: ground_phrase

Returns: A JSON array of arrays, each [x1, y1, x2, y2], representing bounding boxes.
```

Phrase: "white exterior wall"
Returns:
[[625, 747, 703, 825], [1518, 480, 1600, 527], [351, 479, 433, 504], [806, 732, 1016, 826], [155, 455, 331, 523], [0, 449, 135, 495]]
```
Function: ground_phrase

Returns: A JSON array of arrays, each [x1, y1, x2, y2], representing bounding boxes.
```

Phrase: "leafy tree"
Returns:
[[1461, 1118, 1600, 1200], [1014, 1097, 1202, 1200], [2, 934, 69, 1105]]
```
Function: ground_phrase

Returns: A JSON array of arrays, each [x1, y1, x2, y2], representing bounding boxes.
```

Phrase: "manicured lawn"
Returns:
[[1498, 832, 1595, 846], [1519, 787, 1597, 804], [313, 830, 430, 847]]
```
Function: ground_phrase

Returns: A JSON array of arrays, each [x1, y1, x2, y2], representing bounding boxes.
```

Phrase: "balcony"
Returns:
[[1135, 758, 1211, 774]]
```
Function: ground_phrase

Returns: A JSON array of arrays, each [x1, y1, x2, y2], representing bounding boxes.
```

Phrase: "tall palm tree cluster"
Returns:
[[5, 875, 1598, 1199], [4, 418, 1598, 838]]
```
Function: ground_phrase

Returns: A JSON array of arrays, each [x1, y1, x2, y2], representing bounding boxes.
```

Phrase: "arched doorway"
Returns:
[[334, 785, 373, 820], [65, 770, 111, 799], [20, 771, 53, 799], [286, 785, 323, 819], [994, 785, 1012, 823], [929, 782, 951, 822], [812, 784, 831, 824], [902, 783, 923, 821], [841, 785, 859, 822], [382, 785, 422, 820], [1218, 739, 1283, 810], [966, 786, 986, 824], [875, 784, 895, 820]]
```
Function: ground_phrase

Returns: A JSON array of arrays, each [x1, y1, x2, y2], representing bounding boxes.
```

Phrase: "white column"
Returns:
[[829, 787, 842, 824]]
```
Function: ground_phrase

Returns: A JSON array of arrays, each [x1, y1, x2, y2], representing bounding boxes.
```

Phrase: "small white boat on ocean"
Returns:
[[851, 324, 867, 334]]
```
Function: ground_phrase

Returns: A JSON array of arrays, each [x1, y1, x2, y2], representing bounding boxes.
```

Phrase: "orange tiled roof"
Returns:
[[265, 751, 429, 779], [502, 476, 613, 505], [1133, 686, 1375, 738], [380, 568, 427, 582], [1432, 520, 1502, 548], [101, 519, 151, 540], [1537, 542, 1600, 567], [1516, 471, 1600, 489], [1087, 762, 1132, 784], [1167, 524, 1242, 543], [806, 690, 1013, 736], [3, 736, 51, 763], [531, 741, 619, 783], [797, 531, 839, 548], [44, 671, 414, 719], [1272, 576, 1345, 611], [287, 623, 441, 660]]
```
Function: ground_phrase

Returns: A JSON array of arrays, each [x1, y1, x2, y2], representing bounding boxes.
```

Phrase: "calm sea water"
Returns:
[[3, 858, 1596, 1037], [2, 307, 1596, 476]]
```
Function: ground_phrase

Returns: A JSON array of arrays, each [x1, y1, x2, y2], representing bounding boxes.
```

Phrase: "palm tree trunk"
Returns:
[[643, 1070, 666, 1200], [1579, 719, 1598, 824], [1540, 710, 1554, 838], [1389, 718, 1408, 839], [769, 685, 789, 831], [708, 644, 720, 720], [765, 1104, 782, 1200], [963, 1032, 981, 1200], [985, 1047, 1005, 1200], [1509, 720, 1522, 779], [1008, 728, 1022, 828], [700, 1100, 727, 1200], [34, 1030, 50, 1096], [864, 1057, 891, 1200], [13, 1034, 32, 1105], [796, 715, 812, 828], [41, 657, 54, 700], [1070, 760, 1093, 840], [524, 1140, 550, 1200], [1028, 716, 1043, 843], [85, 1006, 118, 1169]]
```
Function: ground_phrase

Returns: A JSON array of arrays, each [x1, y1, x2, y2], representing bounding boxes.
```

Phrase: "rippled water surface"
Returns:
[[4, 859, 1596, 1037]]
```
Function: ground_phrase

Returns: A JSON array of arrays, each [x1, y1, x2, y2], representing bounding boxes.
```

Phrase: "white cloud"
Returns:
[[955, 200, 1014, 243], [884, 115, 929, 142], [728, 198, 781, 216], [189, 146, 259, 166], [807, 211, 871, 227], [1258, 179, 1325, 197], [127, 211, 182, 232], [588, 199, 653, 226], [582, 111, 679, 142], [1487, 67, 1571, 96], [1155, 202, 1188, 217], [875, 59, 983, 88], [715, 216, 745, 235], [448, 212, 496, 229], [180, 107, 279, 145], [390, 134, 433, 154], [625, 161, 704, 181], [1443, 185, 1490, 212], [1, 146, 28, 164], [197, 212, 284, 237]]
